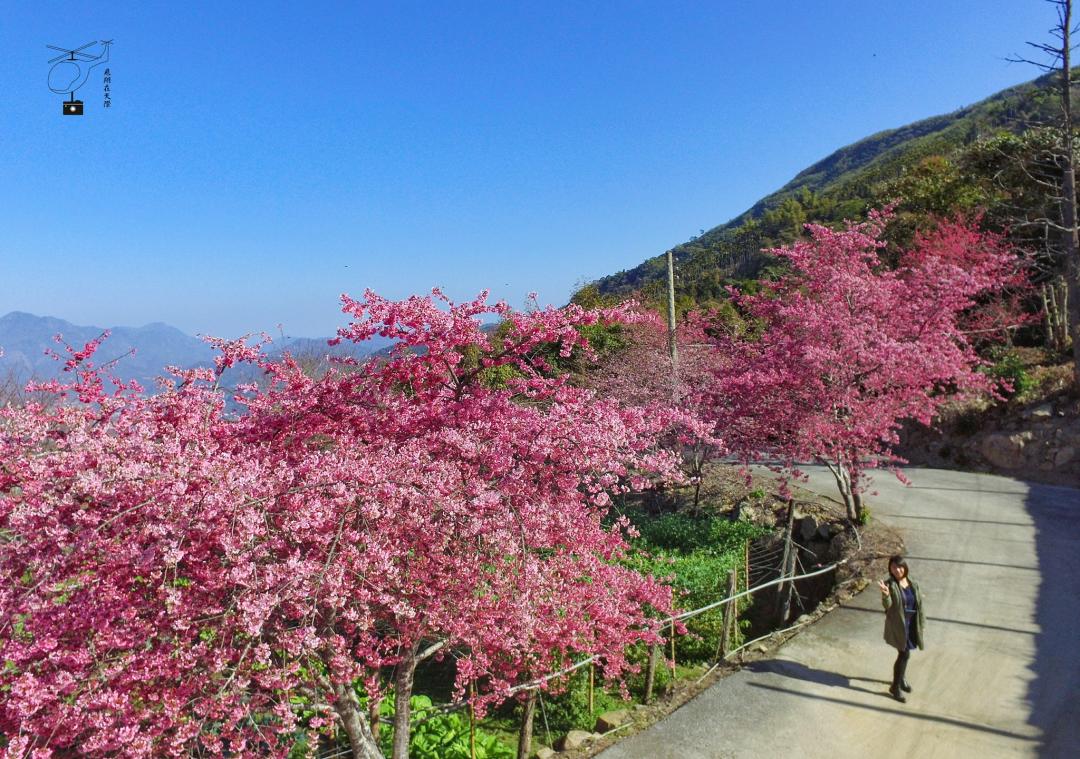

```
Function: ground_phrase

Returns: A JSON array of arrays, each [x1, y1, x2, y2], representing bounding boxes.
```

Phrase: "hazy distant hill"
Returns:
[[0, 312, 392, 393], [591, 68, 1072, 302]]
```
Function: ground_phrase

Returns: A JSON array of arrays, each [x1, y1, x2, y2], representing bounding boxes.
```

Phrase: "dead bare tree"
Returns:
[[0, 365, 24, 407], [1009, 0, 1080, 384]]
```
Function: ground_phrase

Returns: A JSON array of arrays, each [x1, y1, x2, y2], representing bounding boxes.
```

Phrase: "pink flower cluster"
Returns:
[[699, 213, 1025, 512], [0, 291, 681, 758]]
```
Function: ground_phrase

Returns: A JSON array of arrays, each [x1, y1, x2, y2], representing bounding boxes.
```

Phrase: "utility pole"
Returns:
[[666, 248, 679, 387]]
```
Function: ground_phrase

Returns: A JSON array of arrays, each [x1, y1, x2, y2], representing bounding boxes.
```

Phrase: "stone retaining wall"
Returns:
[[898, 393, 1080, 487]]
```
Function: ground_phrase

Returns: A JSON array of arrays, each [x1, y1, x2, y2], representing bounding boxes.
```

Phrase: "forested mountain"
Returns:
[[587, 68, 1076, 309]]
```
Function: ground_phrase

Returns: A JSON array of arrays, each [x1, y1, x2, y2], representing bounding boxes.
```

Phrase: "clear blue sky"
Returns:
[[0, 1, 1057, 338]]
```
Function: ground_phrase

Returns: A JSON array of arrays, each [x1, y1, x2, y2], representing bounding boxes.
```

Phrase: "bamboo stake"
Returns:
[[744, 538, 750, 591], [668, 617, 677, 691], [588, 663, 594, 715], [775, 498, 796, 626], [469, 682, 476, 759], [733, 568, 740, 647]]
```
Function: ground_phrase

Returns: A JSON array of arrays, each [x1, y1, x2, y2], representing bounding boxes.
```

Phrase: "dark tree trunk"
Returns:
[[369, 694, 383, 741], [825, 459, 859, 522], [391, 644, 421, 759], [516, 691, 538, 759], [852, 489, 865, 523], [1058, 1, 1080, 384]]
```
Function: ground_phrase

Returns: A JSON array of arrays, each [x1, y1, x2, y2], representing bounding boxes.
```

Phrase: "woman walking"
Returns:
[[877, 555, 925, 702]]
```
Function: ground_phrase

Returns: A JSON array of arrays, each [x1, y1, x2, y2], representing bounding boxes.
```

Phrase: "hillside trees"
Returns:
[[1007, 0, 1080, 379], [0, 291, 683, 759]]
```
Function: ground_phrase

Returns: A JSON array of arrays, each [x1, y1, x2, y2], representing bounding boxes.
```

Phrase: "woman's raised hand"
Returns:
[[878, 580, 889, 594]]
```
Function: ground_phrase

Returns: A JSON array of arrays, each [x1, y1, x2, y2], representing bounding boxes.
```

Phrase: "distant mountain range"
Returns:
[[0, 311, 394, 393]]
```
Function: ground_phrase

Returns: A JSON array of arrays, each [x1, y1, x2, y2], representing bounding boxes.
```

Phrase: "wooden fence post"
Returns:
[[667, 617, 676, 693], [714, 569, 737, 661], [469, 682, 476, 759], [643, 644, 659, 704], [588, 663, 595, 715], [778, 548, 797, 628], [775, 498, 796, 626], [744, 538, 750, 590], [732, 568, 740, 645]]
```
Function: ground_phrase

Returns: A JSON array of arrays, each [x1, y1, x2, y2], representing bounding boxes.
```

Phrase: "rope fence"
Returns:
[[315, 530, 850, 758]]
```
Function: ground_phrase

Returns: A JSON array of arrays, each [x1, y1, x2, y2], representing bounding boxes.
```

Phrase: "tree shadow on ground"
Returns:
[[1022, 480, 1080, 756], [746, 682, 1040, 743], [744, 659, 889, 697]]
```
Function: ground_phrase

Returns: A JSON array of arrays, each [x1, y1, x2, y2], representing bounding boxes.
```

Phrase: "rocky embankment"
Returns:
[[899, 386, 1080, 488]]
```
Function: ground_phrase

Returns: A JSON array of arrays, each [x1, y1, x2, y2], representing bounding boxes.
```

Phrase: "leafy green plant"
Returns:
[[537, 672, 627, 735], [387, 695, 514, 759], [623, 514, 768, 663], [981, 348, 1035, 397], [627, 513, 765, 556]]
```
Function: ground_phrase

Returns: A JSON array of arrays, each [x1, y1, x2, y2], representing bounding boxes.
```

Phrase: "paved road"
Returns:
[[599, 467, 1080, 759]]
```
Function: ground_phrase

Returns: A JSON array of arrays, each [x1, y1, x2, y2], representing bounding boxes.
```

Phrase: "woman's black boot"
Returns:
[[891, 650, 910, 701]]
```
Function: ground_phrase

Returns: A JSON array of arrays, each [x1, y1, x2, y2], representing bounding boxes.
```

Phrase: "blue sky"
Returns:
[[0, 1, 1057, 338]]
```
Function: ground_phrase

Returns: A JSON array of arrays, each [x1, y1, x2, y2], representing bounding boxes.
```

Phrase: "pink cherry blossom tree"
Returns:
[[581, 311, 724, 512], [701, 212, 1026, 521], [1, 290, 681, 759]]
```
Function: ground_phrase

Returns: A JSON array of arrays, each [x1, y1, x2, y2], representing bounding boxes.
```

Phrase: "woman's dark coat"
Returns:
[[881, 577, 925, 651]]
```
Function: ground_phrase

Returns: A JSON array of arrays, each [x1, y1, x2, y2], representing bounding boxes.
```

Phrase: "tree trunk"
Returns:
[[1045, 280, 1072, 353], [391, 645, 421, 759], [852, 489, 865, 524], [334, 680, 385, 759], [1060, 279, 1072, 350], [826, 460, 858, 521], [516, 691, 537, 759], [1066, 247, 1080, 377], [1059, 0, 1080, 385], [369, 694, 383, 741], [1046, 282, 1060, 351]]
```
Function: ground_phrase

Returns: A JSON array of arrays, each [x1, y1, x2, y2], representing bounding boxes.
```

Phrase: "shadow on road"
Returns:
[[902, 555, 1038, 572], [744, 659, 888, 696], [1022, 480, 1080, 756], [746, 682, 1040, 743], [899, 485, 1031, 495], [836, 604, 1038, 636], [876, 513, 1032, 527]]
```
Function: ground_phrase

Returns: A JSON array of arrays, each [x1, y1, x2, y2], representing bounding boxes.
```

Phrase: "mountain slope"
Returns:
[[591, 68, 1069, 302]]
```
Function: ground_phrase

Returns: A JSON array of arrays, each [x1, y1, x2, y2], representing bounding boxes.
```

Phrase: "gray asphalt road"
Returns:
[[599, 466, 1080, 759]]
